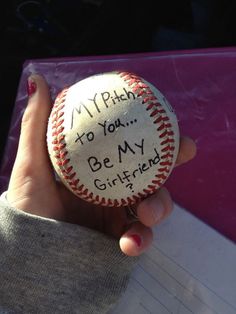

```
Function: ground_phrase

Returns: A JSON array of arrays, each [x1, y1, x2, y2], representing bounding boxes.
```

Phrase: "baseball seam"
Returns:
[[50, 72, 176, 207]]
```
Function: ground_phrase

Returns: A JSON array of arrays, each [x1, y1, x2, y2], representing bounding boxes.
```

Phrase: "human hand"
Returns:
[[7, 75, 196, 256]]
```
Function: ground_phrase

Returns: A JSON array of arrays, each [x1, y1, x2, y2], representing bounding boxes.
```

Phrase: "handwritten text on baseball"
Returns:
[[70, 88, 161, 194]]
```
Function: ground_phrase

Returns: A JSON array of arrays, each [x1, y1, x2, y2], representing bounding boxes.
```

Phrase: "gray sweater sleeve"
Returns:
[[0, 193, 136, 314]]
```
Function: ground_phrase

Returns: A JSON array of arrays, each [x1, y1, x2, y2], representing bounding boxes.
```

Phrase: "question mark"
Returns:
[[126, 183, 134, 193]]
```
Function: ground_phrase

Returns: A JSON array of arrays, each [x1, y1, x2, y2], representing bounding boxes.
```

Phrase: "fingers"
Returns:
[[7, 74, 60, 213], [176, 136, 197, 166], [137, 187, 173, 227], [120, 136, 196, 256], [119, 222, 153, 256], [120, 187, 172, 256], [16, 75, 52, 168], [8, 74, 54, 187]]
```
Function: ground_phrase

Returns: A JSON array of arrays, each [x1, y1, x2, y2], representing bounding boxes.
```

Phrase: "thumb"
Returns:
[[7, 75, 57, 209]]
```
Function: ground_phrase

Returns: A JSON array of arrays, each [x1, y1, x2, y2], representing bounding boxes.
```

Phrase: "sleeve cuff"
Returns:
[[0, 192, 137, 313]]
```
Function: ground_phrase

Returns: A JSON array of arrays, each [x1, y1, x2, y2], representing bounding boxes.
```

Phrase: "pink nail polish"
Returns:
[[130, 234, 142, 247], [27, 78, 37, 97]]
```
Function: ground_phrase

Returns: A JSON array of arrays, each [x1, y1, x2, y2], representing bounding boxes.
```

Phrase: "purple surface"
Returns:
[[1, 47, 236, 242]]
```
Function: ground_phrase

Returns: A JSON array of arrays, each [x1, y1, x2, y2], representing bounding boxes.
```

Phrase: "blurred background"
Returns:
[[0, 0, 236, 164]]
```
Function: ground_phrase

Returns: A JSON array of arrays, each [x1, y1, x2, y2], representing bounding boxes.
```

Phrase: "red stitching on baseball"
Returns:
[[143, 96, 157, 102], [138, 89, 152, 97], [50, 87, 85, 197], [160, 130, 174, 138], [159, 166, 169, 172], [161, 153, 174, 160], [117, 71, 176, 201], [71, 179, 79, 188], [50, 72, 176, 207], [161, 138, 174, 145], [146, 103, 155, 110], [138, 192, 145, 198], [160, 161, 173, 166], [113, 199, 119, 206], [78, 184, 84, 191], [56, 119, 64, 128], [152, 180, 162, 185], [162, 145, 175, 152], [156, 174, 167, 180], [62, 166, 72, 173], [82, 189, 88, 196]]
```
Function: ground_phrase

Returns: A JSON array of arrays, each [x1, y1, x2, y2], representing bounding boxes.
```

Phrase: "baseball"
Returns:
[[47, 71, 179, 207]]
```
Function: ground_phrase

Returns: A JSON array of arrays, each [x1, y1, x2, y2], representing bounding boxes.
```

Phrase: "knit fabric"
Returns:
[[0, 193, 136, 313]]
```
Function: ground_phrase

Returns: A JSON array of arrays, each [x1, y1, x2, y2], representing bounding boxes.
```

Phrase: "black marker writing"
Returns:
[[70, 88, 137, 128], [75, 131, 94, 145], [100, 88, 136, 107], [87, 93, 100, 113], [92, 147, 160, 192], [88, 156, 114, 172], [71, 103, 93, 129], [98, 118, 125, 136], [74, 117, 138, 145], [118, 138, 144, 163], [126, 182, 134, 193]]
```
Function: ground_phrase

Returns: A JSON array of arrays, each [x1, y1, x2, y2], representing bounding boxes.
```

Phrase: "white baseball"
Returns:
[[47, 71, 179, 207]]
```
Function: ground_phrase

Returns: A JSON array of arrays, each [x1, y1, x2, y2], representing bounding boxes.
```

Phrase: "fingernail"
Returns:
[[27, 77, 37, 97], [130, 234, 142, 247]]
